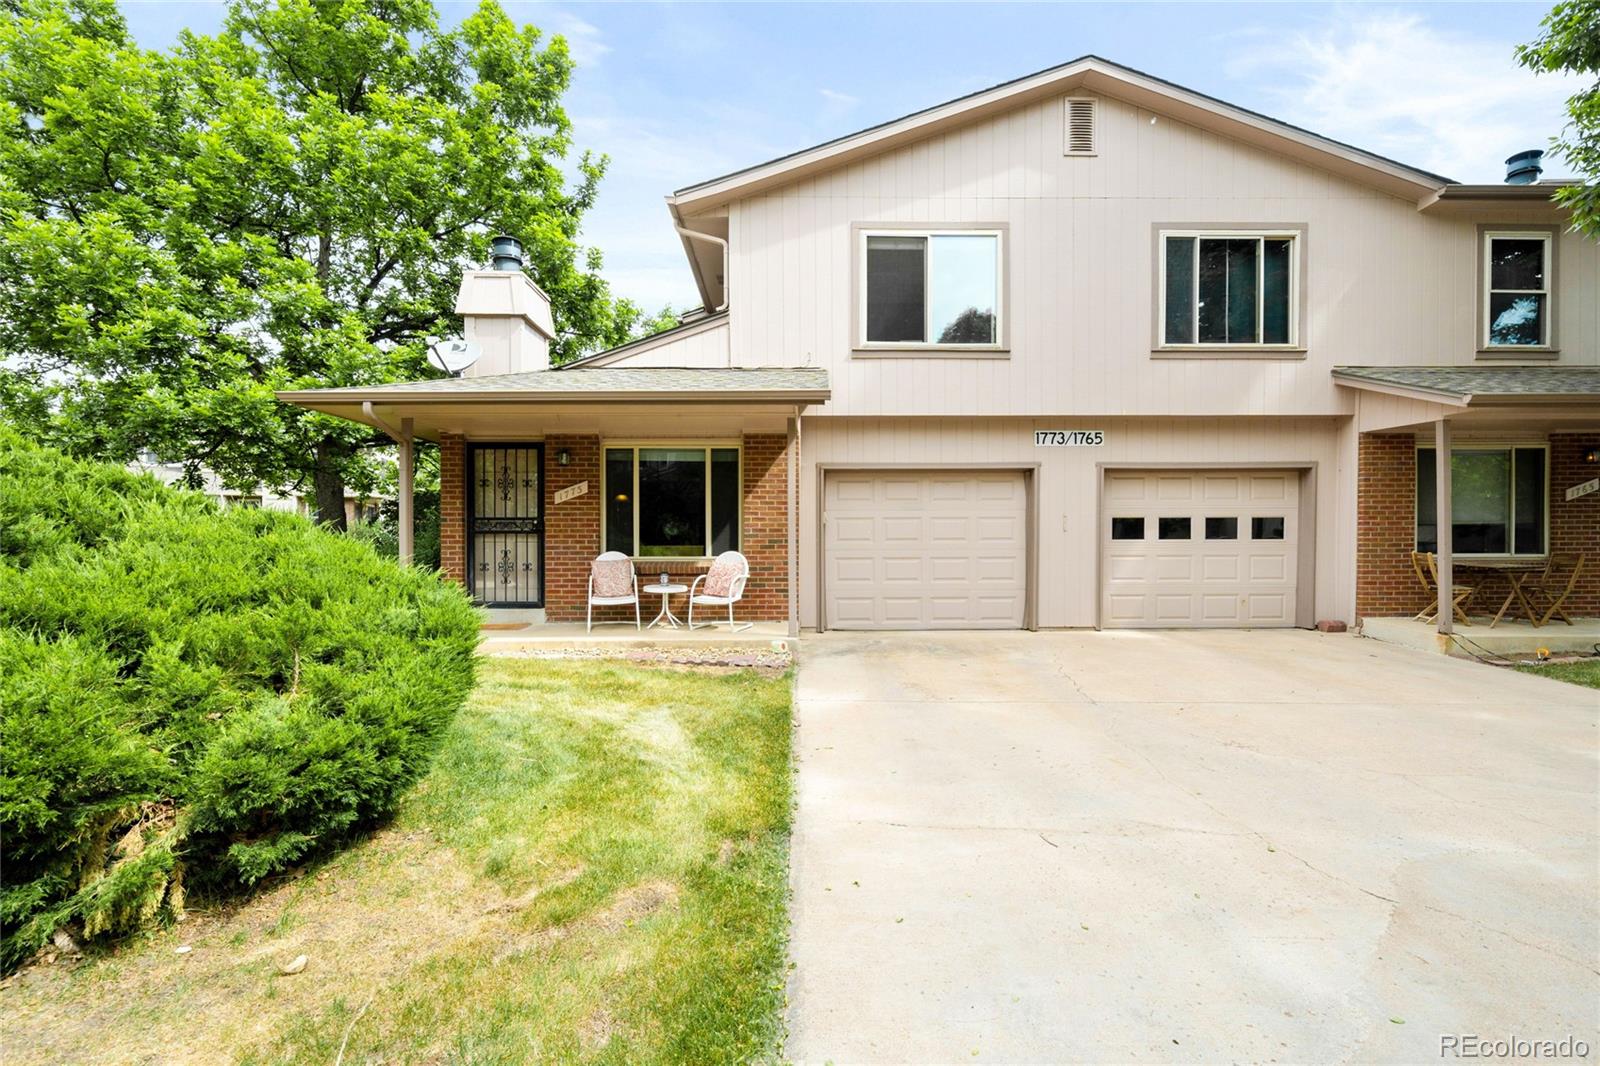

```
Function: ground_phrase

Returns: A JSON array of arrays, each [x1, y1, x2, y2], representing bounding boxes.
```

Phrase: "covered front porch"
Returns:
[[278, 366, 828, 637], [1340, 366, 1599, 657]]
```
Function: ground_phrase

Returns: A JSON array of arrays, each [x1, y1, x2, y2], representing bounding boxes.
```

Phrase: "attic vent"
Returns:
[[1063, 97, 1097, 156]]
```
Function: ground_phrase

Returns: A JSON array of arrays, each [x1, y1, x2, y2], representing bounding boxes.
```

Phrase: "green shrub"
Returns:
[[0, 430, 481, 968]]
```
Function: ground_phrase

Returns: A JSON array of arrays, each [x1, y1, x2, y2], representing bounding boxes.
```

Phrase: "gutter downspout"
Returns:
[[675, 226, 730, 313], [363, 401, 415, 566]]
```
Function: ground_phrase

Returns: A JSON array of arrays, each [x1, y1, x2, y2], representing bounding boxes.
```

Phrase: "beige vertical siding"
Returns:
[[578, 319, 730, 368], [718, 92, 1597, 419], [801, 415, 1349, 629]]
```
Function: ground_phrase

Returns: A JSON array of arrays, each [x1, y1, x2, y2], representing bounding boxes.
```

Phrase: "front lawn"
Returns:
[[0, 657, 793, 1064], [1513, 658, 1600, 689]]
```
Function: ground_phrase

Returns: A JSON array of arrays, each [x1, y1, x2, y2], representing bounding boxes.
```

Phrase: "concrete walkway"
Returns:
[[787, 630, 1598, 1064]]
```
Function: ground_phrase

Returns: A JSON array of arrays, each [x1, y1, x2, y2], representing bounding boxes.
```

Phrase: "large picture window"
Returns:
[[1160, 231, 1298, 347], [603, 445, 740, 558], [1483, 231, 1552, 348], [860, 229, 1002, 348], [1416, 446, 1547, 556]]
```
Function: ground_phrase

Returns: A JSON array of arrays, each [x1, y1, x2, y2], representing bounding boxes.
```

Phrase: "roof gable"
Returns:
[[668, 56, 1454, 214]]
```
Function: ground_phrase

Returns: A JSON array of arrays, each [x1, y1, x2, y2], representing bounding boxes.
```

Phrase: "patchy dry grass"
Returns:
[[1, 658, 793, 1064]]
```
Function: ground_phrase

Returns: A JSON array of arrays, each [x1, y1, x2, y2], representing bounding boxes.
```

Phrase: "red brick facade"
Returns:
[[1356, 430, 1599, 620], [1549, 433, 1600, 616], [438, 433, 466, 587], [542, 435, 603, 623], [442, 433, 793, 624], [1355, 434, 1422, 618]]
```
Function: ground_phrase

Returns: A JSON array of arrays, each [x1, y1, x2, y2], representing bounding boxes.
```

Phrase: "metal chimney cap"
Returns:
[[1504, 149, 1544, 185], [490, 234, 525, 271]]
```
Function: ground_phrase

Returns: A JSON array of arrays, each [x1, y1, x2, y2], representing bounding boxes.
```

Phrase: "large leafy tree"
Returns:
[[0, 0, 665, 525], [1518, 0, 1600, 235]]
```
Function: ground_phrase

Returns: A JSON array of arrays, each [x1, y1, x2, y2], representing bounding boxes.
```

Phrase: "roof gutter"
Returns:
[[279, 387, 831, 406], [674, 221, 729, 312]]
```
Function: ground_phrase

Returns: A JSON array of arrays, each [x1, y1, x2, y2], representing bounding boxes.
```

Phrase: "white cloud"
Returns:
[[819, 87, 859, 108], [545, 9, 610, 67], [1227, 10, 1582, 182]]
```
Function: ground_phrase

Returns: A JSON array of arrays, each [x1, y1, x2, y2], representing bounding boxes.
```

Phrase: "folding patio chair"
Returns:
[[1523, 553, 1584, 627], [1411, 551, 1474, 626]]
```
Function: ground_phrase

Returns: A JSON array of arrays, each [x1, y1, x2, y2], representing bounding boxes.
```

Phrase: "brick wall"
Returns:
[[1356, 430, 1600, 620], [543, 436, 603, 623], [438, 433, 466, 586], [1549, 433, 1600, 616], [738, 434, 791, 621], [1356, 434, 1423, 618]]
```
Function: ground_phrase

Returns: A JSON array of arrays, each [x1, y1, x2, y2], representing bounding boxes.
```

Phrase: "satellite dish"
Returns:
[[427, 337, 481, 375]]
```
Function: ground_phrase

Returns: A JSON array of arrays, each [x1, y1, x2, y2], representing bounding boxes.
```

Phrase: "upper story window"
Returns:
[[1483, 231, 1552, 349], [860, 228, 1003, 349], [1159, 230, 1299, 348]]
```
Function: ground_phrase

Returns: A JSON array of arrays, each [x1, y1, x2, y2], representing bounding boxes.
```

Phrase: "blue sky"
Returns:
[[123, 2, 1577, 313]]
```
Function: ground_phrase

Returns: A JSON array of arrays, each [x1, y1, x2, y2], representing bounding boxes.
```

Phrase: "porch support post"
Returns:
[[787, 411, 800, 638], [1434, 418, 1453, 636], [398, 417, 415, 566], [362, 401, 416, 567]]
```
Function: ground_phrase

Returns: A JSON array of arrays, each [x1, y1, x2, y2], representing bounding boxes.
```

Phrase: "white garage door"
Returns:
[[1102, 470, 1299, 628], [825, 471, 1027, 630]]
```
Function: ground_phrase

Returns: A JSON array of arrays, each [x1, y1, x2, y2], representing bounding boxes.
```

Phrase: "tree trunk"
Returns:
[[312, 439, 348, 530]]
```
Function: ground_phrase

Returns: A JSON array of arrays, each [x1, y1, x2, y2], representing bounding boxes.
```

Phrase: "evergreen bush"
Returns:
[[0, 430, 480, 968]]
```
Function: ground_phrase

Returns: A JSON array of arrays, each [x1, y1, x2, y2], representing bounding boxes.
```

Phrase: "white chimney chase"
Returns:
[[454, 236, 555, 376]]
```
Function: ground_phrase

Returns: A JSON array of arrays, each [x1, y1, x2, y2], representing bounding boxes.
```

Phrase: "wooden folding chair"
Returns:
[[1524, 553, 1583, 627], [1411, 551, 1474, 625]]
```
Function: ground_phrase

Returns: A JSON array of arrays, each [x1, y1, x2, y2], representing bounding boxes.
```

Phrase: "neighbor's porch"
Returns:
[[1340, 366, 1599, 656]]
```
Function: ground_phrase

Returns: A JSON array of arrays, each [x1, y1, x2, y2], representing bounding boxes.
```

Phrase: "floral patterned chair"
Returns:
[[688, 551, 751, 633], [587, 551, 640, 632]]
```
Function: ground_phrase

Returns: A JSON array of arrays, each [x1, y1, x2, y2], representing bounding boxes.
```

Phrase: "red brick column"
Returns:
[[1549, 433, 1600, 616], [438, 433, 466, 588], [542, 436, 602, 622], [740, 434, 790, 622], [1355, 433, 1427, 619]]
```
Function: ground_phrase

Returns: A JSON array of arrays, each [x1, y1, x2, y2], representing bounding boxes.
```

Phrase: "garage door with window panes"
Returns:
[[1103, 471, 1298, 628]]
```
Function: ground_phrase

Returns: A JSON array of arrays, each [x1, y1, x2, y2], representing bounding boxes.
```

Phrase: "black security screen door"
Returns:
[[468, 444, 543, 607]]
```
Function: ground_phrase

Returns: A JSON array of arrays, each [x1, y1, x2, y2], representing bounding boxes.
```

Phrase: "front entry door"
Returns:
[[468, 444, 544, 607]]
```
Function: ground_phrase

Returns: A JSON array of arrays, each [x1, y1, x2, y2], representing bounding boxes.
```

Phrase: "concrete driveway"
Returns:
[[787, 630, 1598, 1064]]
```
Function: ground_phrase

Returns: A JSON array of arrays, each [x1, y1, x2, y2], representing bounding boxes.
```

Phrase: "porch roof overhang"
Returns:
[[1332, 366, 1600, 409], [276, 367, 831, 441]]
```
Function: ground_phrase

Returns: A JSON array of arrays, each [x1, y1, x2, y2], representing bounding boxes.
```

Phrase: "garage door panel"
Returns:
[[834, 556, 875, 582], [1103, 470, 1298, 629], [1248, 555, 1288, 581], [881, 556, 923, 583], [826, 471, 1026, 630], [882, 516, 922, 541]]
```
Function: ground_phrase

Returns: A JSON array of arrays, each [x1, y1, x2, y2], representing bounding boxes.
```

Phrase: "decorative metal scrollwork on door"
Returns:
[[468, 445, 543, 606]]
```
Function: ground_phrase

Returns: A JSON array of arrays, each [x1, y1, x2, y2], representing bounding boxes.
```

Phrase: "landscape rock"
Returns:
[[280, 954, 308, 975]]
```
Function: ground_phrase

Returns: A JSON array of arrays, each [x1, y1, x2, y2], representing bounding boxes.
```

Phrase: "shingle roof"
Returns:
[[277, 366, 828, 403], [1332, 366, 1600, 403]]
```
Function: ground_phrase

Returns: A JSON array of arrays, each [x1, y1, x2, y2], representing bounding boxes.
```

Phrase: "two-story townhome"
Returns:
[[281, 56, 1599, 637]]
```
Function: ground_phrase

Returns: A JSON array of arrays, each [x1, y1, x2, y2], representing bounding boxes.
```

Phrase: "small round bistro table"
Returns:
[[642, 582, 688, 629]]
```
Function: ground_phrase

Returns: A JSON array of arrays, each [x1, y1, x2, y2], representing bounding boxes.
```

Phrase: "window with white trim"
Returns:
[[1416, 445, 1547, 556], [1483, 232, 1552, 348], [603, 445, 740, 558], [860, 229, 1002, 347], [1160, 231, 1299, 347]]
